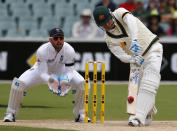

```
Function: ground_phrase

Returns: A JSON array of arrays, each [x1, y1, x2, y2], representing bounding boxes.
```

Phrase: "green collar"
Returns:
[[106, 15, 128, 39]]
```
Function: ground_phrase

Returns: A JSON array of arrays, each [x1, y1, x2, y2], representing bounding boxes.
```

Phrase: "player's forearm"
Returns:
[[37, 61, 50, 82], [115, 53, 131, 63], [108, 44, 131, 63], [123, 14, 138, 41], [40, 73, 50, 82], [64, 66, 75, 81]]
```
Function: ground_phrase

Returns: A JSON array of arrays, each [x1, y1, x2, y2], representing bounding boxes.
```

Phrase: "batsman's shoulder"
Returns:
[[117, 7, 129, 13], [114, 8, 130, 17]]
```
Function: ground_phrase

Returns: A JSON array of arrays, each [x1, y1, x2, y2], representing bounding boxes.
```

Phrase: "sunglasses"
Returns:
[[52, 37, 63, 41]]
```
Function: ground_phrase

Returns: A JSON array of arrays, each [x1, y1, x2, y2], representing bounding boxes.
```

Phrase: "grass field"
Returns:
[[0, 83, 177, 130]]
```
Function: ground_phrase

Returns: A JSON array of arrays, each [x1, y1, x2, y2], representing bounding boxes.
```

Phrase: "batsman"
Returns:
[[93, 6, 163, 126], [3, 28, 90, 123]]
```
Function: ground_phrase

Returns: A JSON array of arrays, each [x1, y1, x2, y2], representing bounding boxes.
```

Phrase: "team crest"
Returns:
[[60, 55, 63, 62], [120, 42, 126, 47], [99, 15, 105, 21]]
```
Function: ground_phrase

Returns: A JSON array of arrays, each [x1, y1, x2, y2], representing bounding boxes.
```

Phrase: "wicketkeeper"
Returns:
[[93, 6, 163, 126], [3, 28, 90, 122]]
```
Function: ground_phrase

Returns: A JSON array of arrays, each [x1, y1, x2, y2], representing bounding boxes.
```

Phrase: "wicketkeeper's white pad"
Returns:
[[6, 78, 26, 118], [73, 81, 90, 118]]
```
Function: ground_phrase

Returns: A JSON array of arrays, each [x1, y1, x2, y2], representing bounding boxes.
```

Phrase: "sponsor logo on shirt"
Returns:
[[60, 55, 63, 62], [120, 42, 126, 47], [15, 82, 20, 87]]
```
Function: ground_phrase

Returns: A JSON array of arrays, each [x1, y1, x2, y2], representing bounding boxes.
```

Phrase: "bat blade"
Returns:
[[127, 65, 140, 115]]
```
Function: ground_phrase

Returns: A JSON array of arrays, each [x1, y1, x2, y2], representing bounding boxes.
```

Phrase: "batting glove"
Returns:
[[129, 40, 143, 55], [130, 55, 144, 66]]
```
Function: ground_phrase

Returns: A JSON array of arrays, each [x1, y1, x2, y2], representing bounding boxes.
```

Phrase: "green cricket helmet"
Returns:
[[93, 6, 112, 27]]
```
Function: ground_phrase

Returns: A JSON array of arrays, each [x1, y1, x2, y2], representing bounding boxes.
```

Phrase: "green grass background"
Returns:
[[0, 83, 177, 131], [0, 83, 177, 121]]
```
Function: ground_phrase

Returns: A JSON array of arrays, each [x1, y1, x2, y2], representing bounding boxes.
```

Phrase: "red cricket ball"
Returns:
[[128, 96, 134, 103]]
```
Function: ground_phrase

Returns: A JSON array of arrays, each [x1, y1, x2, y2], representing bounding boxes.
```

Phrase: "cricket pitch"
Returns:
[[0, 120, 177, 131]]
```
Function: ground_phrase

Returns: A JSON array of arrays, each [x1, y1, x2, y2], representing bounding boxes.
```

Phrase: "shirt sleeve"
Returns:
[[107, 44, 132, 63], [64, 66, 75, 82], [115, 8, 138, 41], [63, 45, 76, 81], [36, 47, 50, 82]]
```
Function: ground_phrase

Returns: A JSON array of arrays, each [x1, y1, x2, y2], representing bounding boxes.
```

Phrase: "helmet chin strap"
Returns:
[[99, 24, 115, 32], [109, 10, 118, 28]]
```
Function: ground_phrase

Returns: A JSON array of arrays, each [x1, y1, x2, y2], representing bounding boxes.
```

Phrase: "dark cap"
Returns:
[[49, 28, 64, 37], [93, 6, 112, 26]]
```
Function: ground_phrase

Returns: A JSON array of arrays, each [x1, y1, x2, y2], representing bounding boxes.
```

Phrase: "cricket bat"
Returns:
[[127, 64, 140, 114]]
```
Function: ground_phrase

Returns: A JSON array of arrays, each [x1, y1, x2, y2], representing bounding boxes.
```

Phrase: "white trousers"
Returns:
[[6, 67, 85, 119], [134, 42, 163, 124], [16, 68, 85, 118], [142, 42, 163, 75]]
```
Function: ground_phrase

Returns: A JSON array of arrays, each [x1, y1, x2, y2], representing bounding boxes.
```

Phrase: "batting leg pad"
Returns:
[[140, 68, 161, 95], [135, 89, 155, 125], [134, 69, 161, 125], [6, 78, 26, 118]]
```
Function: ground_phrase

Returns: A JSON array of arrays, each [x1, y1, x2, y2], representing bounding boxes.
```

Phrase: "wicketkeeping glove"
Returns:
[[58, 75, 71, 97], [48, 74, 60, 94], [48, 74, 71, 96], [129, 40, 143, 55]]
